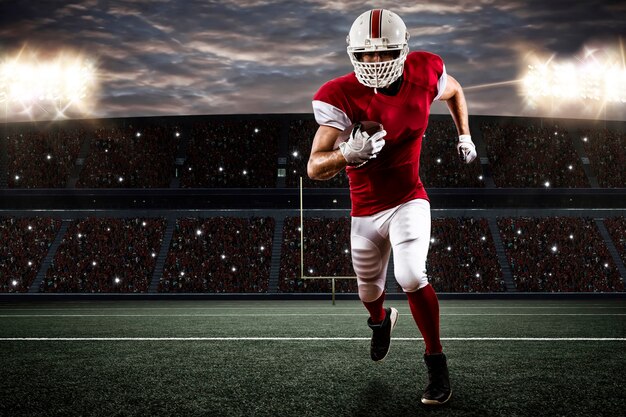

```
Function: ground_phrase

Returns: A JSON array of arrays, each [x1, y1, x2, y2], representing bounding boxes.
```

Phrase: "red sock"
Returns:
[[363, 292, 386, 324], [405, 284, 442, 354]]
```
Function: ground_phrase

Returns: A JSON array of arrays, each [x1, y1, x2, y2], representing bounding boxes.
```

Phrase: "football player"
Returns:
[[307, 9, 477, 406]]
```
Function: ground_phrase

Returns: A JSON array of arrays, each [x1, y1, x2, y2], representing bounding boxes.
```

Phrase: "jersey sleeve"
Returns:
[[312, 79, 353, 130], [407, 51, 448, 102]]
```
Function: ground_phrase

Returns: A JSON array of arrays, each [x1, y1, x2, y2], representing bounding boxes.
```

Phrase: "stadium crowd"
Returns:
[[5, 126, 83, 188], [42, 217, 165, 292], [180, 120, 279, 188], [604, 216, 626, 266], [420, 121, 484, 187], [580, 128, 626, 188], [160, 217, 274, 292], [77, 125, 179, 188], [483, 123, 589, 188], [422, 218, 505, 292], [498, 217, 623, 292], [0, 217, 61, 292], [279, 216, 358, 292]]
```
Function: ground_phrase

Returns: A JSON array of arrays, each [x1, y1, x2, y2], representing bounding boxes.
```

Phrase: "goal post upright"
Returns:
[[299, 177, 357, 305]]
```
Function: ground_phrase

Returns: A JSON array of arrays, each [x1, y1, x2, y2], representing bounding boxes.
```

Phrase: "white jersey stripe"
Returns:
[[312, 100, 352, 130], [433, 64, 448, 101]]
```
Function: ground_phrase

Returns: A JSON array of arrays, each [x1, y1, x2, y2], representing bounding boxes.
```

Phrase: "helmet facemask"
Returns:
[[348, 45, 409, 89]]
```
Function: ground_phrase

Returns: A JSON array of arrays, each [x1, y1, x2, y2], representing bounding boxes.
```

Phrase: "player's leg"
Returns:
[[389, 199, 451, 405], [351, 215, 397, 361]]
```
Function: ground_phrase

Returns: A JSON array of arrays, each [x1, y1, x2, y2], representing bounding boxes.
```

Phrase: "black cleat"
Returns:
[[367, 307, 398, 361], [421, 353, 452, 405]]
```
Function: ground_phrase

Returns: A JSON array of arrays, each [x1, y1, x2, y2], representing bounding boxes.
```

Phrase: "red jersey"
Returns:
[[312, 51, 447, 216]]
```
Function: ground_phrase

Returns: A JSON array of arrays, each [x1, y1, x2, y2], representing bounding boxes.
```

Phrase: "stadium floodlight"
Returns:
[[0, 48, 97, 120], [521, 45, 626, 114]]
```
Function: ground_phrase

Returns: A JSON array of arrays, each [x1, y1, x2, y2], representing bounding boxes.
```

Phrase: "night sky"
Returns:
[[1, 0, 624, 122]]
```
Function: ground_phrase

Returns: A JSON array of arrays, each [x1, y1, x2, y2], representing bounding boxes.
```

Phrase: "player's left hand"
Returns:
[[457, 135, 477, 164]]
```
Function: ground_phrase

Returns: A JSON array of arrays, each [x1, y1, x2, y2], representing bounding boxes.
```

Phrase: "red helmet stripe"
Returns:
[[370, 9, 382, 38]]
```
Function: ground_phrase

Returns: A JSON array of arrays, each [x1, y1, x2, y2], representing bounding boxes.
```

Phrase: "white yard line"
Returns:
[[0, 313, 625, 317], [1, 337, 624, 341]]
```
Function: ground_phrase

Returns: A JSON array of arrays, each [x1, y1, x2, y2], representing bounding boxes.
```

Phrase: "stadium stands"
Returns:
[[1, 115, 625, 295], [77, 125, 180, 188], [41, 217, 166, 292], [0, 217, 61, 292], [160, 217, 274, 292], [5, 126, 83, 188], [279, 217, 358, 292], [482, 123, 589, 188], [580, 128, 626, 188], [180, 120, 279, 188], [420, 121, 484, 187], [423, 218, 505, 292], [604, 216, 626, 266], [498, 217, 623, 292]]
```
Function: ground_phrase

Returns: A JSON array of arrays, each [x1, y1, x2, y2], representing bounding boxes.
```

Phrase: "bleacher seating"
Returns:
[[180, 120, 279, 188], [604, 216, 626, 267], [279, 217, 358, 292], [41, 217, 166, 292], [580, 128, 626, 188], [420, 121, 484, 187], [483, 123, 589, 187], [420, 217, 505, 292], [6, 126, 83, 188], [498, 217, 623, 292], [0, 217, 61, 292], [160, 217, 274, 292], [77, 125, 179, 188]]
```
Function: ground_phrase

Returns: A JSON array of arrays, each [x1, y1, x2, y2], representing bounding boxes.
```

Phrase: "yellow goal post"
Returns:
[[299, 177, 357, 305]]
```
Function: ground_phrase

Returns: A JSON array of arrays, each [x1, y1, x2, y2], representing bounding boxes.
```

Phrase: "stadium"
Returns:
[[1, 2, 625, 417]]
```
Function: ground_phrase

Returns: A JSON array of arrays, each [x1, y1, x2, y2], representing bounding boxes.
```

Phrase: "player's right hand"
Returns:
[[339, 123, 386, 165]]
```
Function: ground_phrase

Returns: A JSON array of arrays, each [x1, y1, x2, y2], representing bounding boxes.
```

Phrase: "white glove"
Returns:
[[457, 134, 477, 164], [339, 123, 386, 166]]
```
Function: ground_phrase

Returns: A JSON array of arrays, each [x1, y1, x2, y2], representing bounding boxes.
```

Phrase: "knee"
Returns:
[[395, 261, 429, 292]]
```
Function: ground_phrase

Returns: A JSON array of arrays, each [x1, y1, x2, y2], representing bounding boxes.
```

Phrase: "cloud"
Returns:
[[0, 0, 624, 121]]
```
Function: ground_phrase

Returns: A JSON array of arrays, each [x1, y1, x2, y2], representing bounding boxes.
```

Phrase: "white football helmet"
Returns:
[[346, 9, 410, 89]]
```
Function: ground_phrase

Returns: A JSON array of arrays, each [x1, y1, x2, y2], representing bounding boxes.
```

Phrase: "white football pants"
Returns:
[[351, 198, 431, 302]]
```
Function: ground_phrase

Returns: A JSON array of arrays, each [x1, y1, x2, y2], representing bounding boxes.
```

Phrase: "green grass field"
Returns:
[[1, 299, 625, 417]]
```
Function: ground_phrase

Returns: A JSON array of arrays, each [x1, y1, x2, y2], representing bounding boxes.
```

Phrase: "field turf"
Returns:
[[0, 299, 625, 417]]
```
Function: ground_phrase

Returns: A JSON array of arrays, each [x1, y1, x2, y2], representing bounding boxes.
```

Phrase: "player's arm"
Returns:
[[438, 74, 476, 163], [307, 125, 348, 180]]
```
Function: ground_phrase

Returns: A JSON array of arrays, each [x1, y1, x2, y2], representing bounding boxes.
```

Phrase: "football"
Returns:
[[333, 121, 384, 151]]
